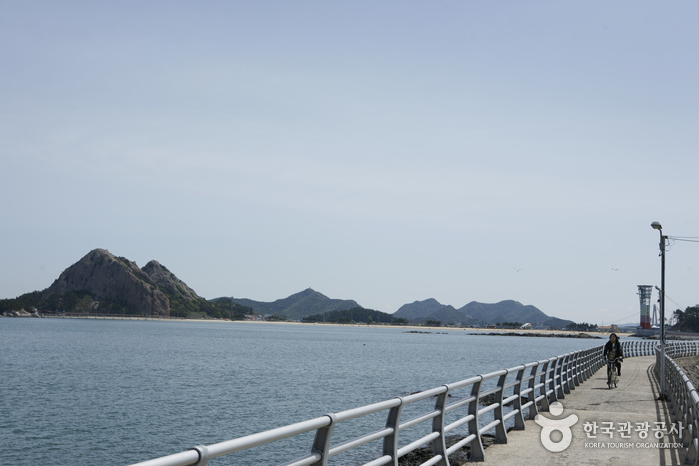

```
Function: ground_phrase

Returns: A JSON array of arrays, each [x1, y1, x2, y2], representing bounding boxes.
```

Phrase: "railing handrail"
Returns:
[[128, 339, 663, 466], [655, 340, 699, 465]]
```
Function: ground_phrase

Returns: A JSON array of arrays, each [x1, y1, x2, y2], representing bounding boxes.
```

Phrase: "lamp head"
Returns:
[[651, 221, 662, 231]]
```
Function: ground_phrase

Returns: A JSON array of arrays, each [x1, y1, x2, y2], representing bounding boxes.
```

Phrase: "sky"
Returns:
[[2, 1, 698, 325]]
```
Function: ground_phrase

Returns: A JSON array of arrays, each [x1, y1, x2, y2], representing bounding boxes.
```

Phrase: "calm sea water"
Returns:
[[1, 318, 611, 465]]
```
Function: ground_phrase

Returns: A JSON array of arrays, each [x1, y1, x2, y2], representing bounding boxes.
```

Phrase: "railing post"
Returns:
[[684, 395, 696, 449], [468, 377, 485, 461], [572, 352, 582, 387], [558, 355, 568, 395], [678, 375, 690, 425], [540, 360, 552, 412], [431, 387, 450, 466], [512, 366, 526, 429], [527, 362, 542, 420], [310, 413, 337, 466], [493, 371, 509, 443], [686, 393, 699, 463], [579, 349, 589, 382], [563, 354, 574, 394], [554, 357, 566, 400], [583, 348, 593, 380], [669, 364, 679, 418], [382, 398, 404, 466], [591, 345, 601, 375]]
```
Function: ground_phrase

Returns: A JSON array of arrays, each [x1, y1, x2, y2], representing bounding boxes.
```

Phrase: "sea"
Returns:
[[1, 318, 621, 465]]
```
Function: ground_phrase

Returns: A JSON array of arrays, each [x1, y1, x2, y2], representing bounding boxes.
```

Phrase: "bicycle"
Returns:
[[606, 357, 622, 389]]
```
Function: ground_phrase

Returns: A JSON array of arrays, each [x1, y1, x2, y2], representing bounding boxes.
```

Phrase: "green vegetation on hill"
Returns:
[[566, 322, 598, 332], [0, 290, 142, 315], [0, 290, 43, 313], [0, 289, 252, 319], [197, 297, 253, 320], [393, 299, 446, 321], [497, 322, 523, 329], [228, 288, 359, 320], [302, 306, 409, 325], [672, 306, 699, 332]]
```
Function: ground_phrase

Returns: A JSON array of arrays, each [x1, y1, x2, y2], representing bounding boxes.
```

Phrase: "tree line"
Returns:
[[566, 322, 598, 332], [672, 306, 699, 332], [302, 306, 410, 325]]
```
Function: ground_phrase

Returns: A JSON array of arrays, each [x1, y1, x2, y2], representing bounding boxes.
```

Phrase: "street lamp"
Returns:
[[651, 221, 667, 400]]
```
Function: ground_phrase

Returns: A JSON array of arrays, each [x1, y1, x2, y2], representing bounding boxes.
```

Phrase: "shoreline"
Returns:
[[24, 314, 636, 338]]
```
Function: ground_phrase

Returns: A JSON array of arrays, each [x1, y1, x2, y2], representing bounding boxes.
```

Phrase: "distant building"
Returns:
[[597, 324, 620, 333], [520, 323, 531, 329]]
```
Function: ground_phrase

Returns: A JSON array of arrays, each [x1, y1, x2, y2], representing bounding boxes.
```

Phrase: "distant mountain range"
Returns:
[[394, 298, 573, 328], [0, 249, 574, 327], [215, 289, 359, 320]]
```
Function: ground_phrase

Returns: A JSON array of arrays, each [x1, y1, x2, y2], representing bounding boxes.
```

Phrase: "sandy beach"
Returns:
[[34, 313, 634, 338]]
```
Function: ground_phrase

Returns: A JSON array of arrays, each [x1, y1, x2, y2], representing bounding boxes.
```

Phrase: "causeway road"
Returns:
[[479, 355, 685, 466]]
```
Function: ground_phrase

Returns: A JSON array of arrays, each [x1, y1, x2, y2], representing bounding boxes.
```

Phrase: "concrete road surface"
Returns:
[[477, 355, 687, 466]]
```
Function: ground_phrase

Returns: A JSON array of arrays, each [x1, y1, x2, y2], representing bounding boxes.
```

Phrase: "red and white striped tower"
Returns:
[[637, 285, 653, 330]]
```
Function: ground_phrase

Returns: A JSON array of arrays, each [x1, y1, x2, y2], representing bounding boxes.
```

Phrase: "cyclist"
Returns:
[[603, 333, 623, 384]]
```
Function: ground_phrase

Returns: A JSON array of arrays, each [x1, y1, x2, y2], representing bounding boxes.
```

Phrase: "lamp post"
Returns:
[[651, 221, 667, 400]]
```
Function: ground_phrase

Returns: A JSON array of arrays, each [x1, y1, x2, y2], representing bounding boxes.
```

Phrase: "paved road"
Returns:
[[478, 355, 686, 466]]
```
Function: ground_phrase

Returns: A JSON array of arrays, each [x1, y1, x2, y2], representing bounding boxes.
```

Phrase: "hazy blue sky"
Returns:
[[2, 1, 698, 324]]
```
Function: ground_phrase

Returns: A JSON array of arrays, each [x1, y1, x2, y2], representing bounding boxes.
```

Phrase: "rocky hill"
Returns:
[[425, 305, 484, 326], [222, 288, 359, 320], [43, 249, 170, 315], [394, 298, 447, 321], [33, 249, 250, 318], [142, 260, 199, 301], [459, 300, 550, 325]]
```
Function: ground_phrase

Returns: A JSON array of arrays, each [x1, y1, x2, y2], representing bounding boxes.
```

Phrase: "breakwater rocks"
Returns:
[[398, 434, 499, 465], [471, 332, 602, 339], [674, 356, 699, 388]]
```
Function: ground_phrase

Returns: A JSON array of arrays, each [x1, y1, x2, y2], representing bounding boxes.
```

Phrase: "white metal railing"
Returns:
[[127, 339, 661, 466], [656, 340, 699, 465], [621, 340, 658, 358]]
